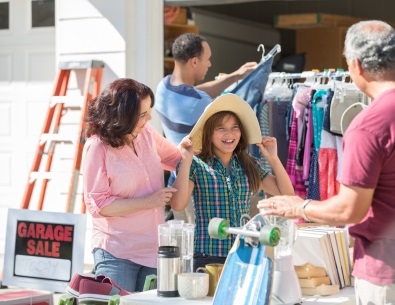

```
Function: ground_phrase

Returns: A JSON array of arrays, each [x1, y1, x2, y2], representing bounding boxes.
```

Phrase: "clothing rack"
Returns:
[[268, 69, 350, 81], [259, 68, 370, 202]]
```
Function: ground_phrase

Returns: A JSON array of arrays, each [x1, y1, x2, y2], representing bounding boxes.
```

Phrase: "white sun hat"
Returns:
[[340, 102, 367, 135], [189, 93, 262, 150]]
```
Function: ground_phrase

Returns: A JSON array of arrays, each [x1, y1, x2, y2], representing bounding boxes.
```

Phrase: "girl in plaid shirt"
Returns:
[[171, 93, 294, 270]]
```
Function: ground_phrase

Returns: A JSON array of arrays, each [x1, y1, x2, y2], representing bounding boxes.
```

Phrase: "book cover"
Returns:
[[336, 229, 352, 286], [303, 226, 346, 288], [292, 229, 338, 286]]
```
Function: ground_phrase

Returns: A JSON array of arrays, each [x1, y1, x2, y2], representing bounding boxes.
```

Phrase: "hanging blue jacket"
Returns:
[[230, 55, 275, 158]]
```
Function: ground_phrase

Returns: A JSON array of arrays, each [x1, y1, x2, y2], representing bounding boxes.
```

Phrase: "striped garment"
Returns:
[[286, 111, 307, 198]]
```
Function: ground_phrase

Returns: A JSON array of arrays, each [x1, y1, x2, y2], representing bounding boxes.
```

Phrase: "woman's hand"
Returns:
[[99, 187, 178, 217], [147, 187, 177, 208]]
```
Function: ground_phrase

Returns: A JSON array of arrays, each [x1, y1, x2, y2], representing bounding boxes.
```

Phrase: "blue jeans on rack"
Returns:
[[230, 55, 274, 158]]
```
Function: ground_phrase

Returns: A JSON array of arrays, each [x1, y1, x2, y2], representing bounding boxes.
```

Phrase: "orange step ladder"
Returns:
[[20, 60, 104, 213]]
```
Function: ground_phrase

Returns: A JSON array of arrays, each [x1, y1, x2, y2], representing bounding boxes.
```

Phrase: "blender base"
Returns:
[[271, 255, 302, 305]]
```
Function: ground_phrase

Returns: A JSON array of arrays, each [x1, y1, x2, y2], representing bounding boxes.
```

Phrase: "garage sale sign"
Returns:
[[3, 209, 86, 292]]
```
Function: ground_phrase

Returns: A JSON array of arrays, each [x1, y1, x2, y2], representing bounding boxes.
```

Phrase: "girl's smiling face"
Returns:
[[212, 113, 241, 157]]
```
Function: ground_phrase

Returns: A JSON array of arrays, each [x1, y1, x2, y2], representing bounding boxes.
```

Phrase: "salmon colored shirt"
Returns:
[[83, 124, 181, 268]]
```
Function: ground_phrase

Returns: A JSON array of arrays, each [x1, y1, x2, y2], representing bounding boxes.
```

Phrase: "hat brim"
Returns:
[[189, 93, 262, 150]]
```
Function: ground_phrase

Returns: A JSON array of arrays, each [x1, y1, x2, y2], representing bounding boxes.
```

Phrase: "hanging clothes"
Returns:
[[303, 105, 313, 181], [307, 148, 321, 200], [319, 130, 340, 200], [258, 100, 271, 171], [230, 49, 277, 159], [286, 110, 307, 198], [230, 55, 274, 110], [260, 69, 369, 202]]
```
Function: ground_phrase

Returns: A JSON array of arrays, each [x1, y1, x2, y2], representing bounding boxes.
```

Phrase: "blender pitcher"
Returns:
[[158, 220, 194, 273], [158, 220, 184, 247], [168, 220, 184, 249], [182, 223, 195, 273]]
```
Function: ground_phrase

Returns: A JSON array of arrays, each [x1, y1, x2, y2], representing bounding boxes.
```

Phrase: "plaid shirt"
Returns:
[[187, 154, 268, 257]]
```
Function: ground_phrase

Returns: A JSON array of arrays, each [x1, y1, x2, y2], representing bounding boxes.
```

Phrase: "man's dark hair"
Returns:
[[172, 33, 207, 64]]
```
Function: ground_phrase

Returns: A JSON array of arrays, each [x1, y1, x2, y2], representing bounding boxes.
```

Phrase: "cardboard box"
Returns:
[[171, 8, 188, 25], [164, 24, 199, 40], [296, 27, 348, 71], [0, 289, 53, 305], [274, 13, 362, 29]]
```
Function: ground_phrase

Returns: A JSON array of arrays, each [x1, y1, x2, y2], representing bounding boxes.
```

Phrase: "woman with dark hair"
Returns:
[[82, 78, 185, 292], [170, 93, 294, 270]]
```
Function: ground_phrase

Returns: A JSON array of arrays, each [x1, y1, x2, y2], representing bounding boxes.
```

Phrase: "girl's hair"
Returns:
[[85, 78, 154, 148], [199, 111, 261, 194]]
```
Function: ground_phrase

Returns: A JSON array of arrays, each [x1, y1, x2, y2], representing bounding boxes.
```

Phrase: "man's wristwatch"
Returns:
[[300, 199, 312, 222]]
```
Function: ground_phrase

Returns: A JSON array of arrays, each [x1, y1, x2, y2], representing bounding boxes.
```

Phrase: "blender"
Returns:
[[267, 216, 302, 304], [158, 220, 195, 273]]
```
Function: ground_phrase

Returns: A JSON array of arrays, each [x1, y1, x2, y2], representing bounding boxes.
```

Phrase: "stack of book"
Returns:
[[292, 226, 352, 292]]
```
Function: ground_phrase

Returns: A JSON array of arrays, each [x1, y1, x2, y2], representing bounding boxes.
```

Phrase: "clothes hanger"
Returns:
[[257, 44, 282, 62], [257, 44, 265, 61]]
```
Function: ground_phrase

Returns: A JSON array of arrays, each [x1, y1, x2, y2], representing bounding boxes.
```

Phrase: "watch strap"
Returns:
[[300, 199, 312, 222]]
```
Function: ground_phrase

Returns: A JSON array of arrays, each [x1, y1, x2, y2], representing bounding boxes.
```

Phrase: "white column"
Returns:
[[125, 0, 163, 88], [125, 0, 164, 132], [56, 0, 164, 132]]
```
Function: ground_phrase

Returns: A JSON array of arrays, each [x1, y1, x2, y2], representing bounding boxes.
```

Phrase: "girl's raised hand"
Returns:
[[178, 136, 194, 160], [256, 136, 278, 160]]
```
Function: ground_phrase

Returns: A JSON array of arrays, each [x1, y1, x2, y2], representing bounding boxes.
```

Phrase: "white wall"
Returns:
[[0, 0, 56, 265]]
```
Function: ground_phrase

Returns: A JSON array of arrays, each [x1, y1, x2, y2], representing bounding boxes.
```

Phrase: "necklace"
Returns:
[[127, 134, 138, 154], [128, 141, 137, 155]]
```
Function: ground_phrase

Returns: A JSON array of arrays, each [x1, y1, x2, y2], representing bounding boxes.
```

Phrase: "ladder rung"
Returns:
[[50, 96, 85, 108], [58, 60, 105, 70], [29, 172, 65, 181], [29, 171, 82, 182], [40, 134, 77, 144]]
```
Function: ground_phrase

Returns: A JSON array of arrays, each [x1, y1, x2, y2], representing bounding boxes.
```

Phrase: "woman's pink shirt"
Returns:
[[83, 124, 181, 268]]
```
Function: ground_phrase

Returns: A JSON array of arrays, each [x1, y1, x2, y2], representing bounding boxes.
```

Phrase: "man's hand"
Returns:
[[235, 62, 258, 80]]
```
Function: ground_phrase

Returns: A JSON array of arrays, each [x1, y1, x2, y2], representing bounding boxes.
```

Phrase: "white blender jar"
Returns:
[[267, 216, 302, 304]]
